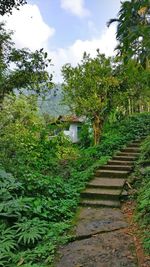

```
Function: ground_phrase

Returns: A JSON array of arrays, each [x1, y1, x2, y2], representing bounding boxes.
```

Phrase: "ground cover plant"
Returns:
[[130, 135, 150, 254], [0, 95, 150, 266]]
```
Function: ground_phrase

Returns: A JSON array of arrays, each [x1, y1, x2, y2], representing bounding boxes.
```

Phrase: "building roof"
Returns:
[[58, 115, 85, 123]]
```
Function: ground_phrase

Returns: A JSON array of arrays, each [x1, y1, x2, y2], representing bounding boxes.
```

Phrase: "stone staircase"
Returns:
[[80, 140, 141, 208]]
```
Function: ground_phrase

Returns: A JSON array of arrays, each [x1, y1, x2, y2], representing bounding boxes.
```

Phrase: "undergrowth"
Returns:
[[0, 109, 150, 266], [131, 135, 150, 254]]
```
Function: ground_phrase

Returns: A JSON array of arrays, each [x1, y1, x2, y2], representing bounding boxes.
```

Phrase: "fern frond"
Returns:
[[14, 218, 49, 245], [0, 225, 17, 254]]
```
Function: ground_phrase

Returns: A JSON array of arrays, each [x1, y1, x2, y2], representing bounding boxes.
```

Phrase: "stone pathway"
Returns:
[[55, 140, 142, 267]]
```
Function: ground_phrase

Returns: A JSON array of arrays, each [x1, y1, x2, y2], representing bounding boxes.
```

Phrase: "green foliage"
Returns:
[[51, 133, 79, 160], [132, 135, 150, 253], [108, 0, 150, 67], [0, 0, 27, 16], [78, 122, 92, 147], [62, 52, 120, 144], [0, 167, 73, 266], [62, 52, 119, 118], [8, 47, 53, 94], [140, 135, 150, 161], [0, 98, 150, 266], [1, 0, 150, 264], [14, 218, 48, 245], [0, 224, 16, 253], [0, 95, 80, 266], [0, 23, 53, 103], [114, 60, 150, 115], [136, 167, 150, 224], [0, 95, 77, 175]]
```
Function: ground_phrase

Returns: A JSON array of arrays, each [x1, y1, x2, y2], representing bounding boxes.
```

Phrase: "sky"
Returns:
[[0, 0, 123, 82]]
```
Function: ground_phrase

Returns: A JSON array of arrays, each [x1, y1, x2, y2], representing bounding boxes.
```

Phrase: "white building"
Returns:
[[61, 116, 84, 143]]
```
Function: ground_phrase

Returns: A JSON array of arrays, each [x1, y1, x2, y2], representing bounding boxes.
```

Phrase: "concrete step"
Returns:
[[128, 143, 141, 147], [79, 138, 144, 209], [100, 165, 133, 171], [116, 152, 140, 157], [88, 177, 126, 189], [80, 199, 120, 208], [108, 160, 133, 166], [113, 156, 136, 161], [121, 147, 140, 153], [130, 141, 142, 146], [81, 188, 121, 197], [95, 169, 129, 178]]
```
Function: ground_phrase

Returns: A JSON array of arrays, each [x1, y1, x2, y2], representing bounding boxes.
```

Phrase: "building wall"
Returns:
[[64, 123, 80, 143]]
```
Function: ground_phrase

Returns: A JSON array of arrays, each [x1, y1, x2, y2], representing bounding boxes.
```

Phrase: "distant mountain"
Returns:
[[38, 84, 70, 117]]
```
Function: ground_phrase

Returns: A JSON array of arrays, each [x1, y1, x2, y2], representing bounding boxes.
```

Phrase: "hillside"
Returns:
[[38, 84, 70, 117]]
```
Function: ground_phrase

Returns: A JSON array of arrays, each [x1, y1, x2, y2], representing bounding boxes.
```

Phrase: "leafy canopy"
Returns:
[[0, 22, 53, 102], [0, 0, 27, 15], [62, 52, 119, 119], [114, 59, 150, 114], [62, 52, 120, 144], [108, 0, 150, 67]]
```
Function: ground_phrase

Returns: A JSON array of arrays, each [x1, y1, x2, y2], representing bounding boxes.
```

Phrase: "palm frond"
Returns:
[[107, 18, 119, 27]]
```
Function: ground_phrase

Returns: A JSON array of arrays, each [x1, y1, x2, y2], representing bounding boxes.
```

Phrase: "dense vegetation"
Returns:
[[0, 0, 150, 266], [108, 0, 150, 68], [0, 98, 150, 266], [130, 135, 150, 254]]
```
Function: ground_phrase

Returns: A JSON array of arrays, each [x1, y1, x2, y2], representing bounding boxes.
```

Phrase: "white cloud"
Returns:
[[70, 25, 117, 60], [60, 0, 90, 18], [50, 25, 117, 82], [0, 5, 117, 83], [0, 4, 55, 51]]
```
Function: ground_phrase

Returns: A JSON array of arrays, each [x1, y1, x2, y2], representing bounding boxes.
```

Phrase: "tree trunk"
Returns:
[[131, 98, 134, 114], [128, 98, 131, 115], [93, 115, 103, 145]]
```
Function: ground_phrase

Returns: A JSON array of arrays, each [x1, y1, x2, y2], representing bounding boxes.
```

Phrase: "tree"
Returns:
[[114, 59, 150, 115], [107, 0, 150, 68], [0, 0, 27, 15], [0, 23, 53, 103], [62, 52, 119, 145]]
